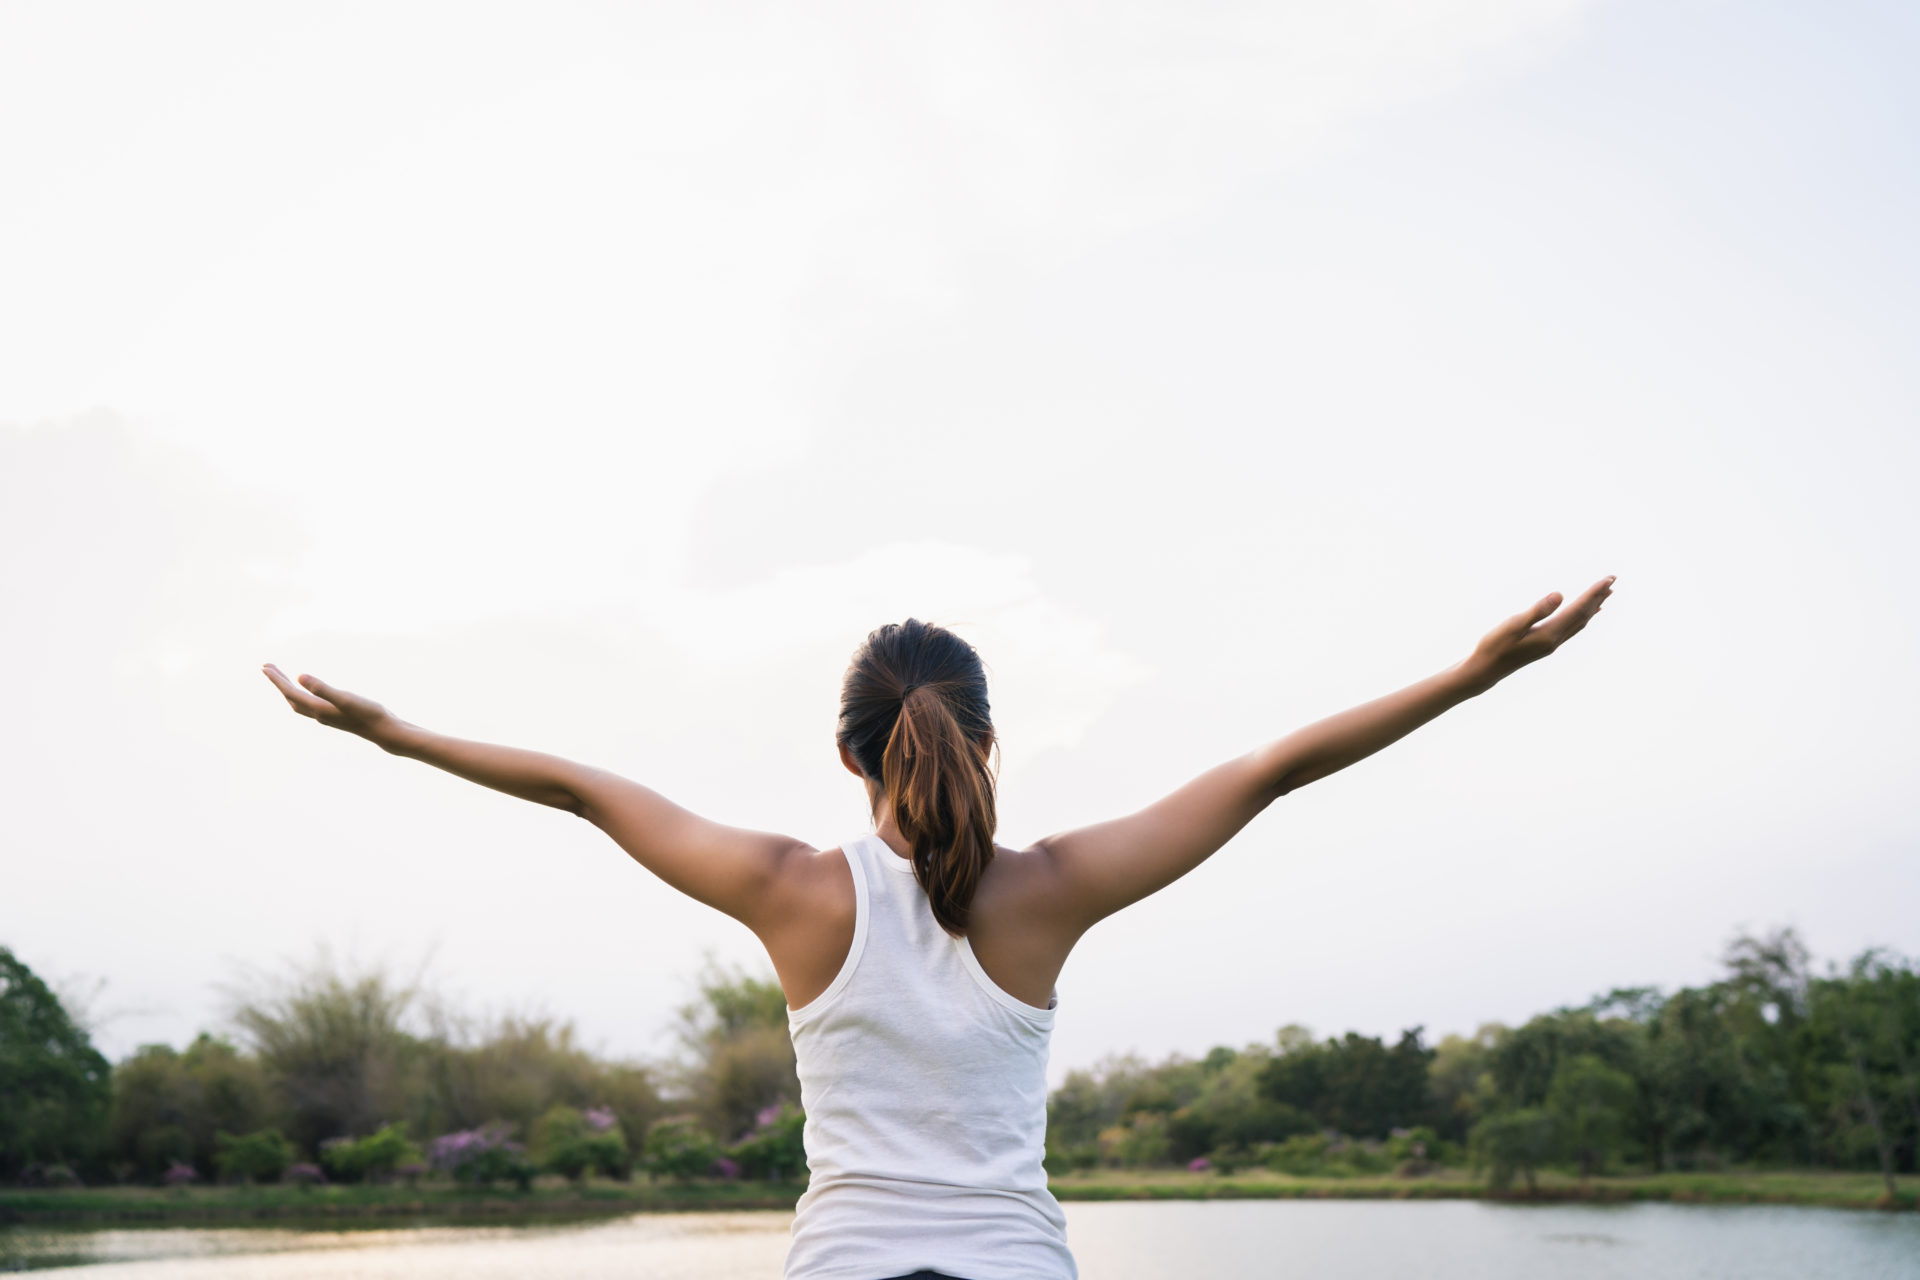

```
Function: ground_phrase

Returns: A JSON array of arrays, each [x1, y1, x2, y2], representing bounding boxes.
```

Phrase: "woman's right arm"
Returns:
[[1024, 577, 1615, 935], [261, 665, 812, 928]]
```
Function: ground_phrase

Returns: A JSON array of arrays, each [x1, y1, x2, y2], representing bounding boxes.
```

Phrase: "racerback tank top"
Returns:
[[783, 833, 1077, 1280]]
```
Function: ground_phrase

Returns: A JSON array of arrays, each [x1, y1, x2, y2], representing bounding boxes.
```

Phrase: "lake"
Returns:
[[4, 1201, 1918, 1277]]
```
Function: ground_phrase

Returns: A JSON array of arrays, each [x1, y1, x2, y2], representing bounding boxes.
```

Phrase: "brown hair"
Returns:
[[836, 619, 997, 936]]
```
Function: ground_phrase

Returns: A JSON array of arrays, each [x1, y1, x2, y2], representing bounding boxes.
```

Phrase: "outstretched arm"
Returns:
[[1028, 577, 1615, 933], [259, 665, 808, 926]]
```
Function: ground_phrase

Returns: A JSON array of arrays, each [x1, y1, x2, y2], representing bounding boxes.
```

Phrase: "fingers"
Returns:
[[1539, 575, 1616, 646], [261, 663, 338, 720], [299, 673, 347, 704], [1500, 592, 1563, 638]]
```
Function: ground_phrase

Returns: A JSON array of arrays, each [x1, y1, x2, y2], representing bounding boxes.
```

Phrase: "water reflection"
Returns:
[[4, 1201, 1918, 1278]]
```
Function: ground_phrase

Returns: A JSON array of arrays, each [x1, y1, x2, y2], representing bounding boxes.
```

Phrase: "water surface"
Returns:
[[5, 1201, 1917, 1278]]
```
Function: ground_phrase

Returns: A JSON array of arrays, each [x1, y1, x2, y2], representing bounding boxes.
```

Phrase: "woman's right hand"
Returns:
[[261, 663, 401, 746]]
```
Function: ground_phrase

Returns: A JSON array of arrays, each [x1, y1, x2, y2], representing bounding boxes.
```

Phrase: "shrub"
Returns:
[[1042, 1142, 1101, 1176], [428, 1122, 535, 1190], [16, 1162, 83, 1188], [162, 1160, 198, 1187], [535, 1105, 629, 1183], [214, 1128, 295, 1184], [1266, 1133, 1331, 1176], [726, 1103, 805, 1181], [283, 1162, 326, 1188], [319, 1124, 424, 1184], [643, 1116, 720, 1182]]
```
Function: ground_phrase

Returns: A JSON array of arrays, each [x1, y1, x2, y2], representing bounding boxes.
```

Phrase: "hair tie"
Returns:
[[899, 683, 922, 702]]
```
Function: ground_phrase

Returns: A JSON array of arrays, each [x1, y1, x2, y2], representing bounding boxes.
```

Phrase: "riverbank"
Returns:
[[1048, 1167, 1913, 1211], [3, 1169, 1910, 1225]]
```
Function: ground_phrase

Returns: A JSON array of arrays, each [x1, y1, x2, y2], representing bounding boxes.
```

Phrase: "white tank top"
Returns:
[[784, 833, 1077, 1280]]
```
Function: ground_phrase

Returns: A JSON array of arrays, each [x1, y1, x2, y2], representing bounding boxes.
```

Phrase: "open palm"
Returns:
[[261, 663, 395, 741], [1470, 576, 1615, 685]]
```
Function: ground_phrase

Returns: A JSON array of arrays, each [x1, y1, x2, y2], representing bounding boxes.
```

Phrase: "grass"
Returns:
[[2, 1169, 1910, 1226], [0, 1178, 807, 1225], [1047, 1166, 1915, 1211]]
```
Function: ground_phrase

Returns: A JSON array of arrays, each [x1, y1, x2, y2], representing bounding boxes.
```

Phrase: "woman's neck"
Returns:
[[871, 808, 911, 862]]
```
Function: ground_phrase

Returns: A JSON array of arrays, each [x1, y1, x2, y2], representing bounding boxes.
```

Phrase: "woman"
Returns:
[[262, 575, 1614, 1279]]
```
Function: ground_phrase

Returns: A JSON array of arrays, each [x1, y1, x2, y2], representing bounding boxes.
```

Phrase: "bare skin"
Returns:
[[263, 576, 1614, 1012]]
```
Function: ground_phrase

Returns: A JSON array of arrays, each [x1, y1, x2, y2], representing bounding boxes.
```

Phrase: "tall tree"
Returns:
[[224, 951, 423, 1150], [0, 947, 112, 1178]]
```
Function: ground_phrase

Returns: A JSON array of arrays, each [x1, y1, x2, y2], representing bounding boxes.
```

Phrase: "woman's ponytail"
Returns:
[[882, 684, 997, 936], [837, 620, 999, 937]]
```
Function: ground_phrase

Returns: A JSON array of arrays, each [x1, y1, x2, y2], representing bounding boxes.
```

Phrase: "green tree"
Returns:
[[673, 962, 798, 1141], [225, 951, 423, 1152], [0, 947, 112, 1179], [1428, 1024, 1505, 1145], [1258, 1027, 1434, 1138], [319, 1122, 423, 1183], [1165, 1046, 1309, 1162], [413, 1013, 633, 1139], [213, 1128, 295, 1184], [535, 1104, 628, 1182], [1469, 1107, 1555, 1194], [1546, 1053, 1636, 1181]]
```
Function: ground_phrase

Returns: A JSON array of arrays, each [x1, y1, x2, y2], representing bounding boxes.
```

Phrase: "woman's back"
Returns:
[[784, 834, 1075, 1280], [266, 584, 1614, 1280]]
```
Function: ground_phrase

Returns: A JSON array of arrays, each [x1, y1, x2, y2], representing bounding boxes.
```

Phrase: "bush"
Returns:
[[214, 1128, 295, 1184], [17, 1162, 84, 1188], [162, 1160, 198, 1187], [428, 1122, 535, 1190], [283, 1162, 326, 1188], [1266, 1133, 1331, 1176], [726, 1103, 805, 1181], [1042, 1142, 1101, 1176], [319, 1123, 424, 1184], [644, 1116, 720, 1182], [1258, 1132, 1390, 1177], [535, 1105, 629, 1183]]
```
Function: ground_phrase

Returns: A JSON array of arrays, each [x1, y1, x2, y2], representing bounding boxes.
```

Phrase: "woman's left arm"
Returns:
[[260, 665, 810, 925], [1026, 576, 1616, 933]]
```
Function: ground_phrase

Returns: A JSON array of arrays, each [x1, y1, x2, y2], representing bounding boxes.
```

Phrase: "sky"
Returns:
[[3, 0, 1917, 1083]]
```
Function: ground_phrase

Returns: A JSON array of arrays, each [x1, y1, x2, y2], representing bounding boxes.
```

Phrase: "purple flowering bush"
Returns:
[[162, 1160, 199, 1188], [283, 1162, 326, 1188], [429, 1122, 536, 1190], [1187, 1157, 1212, 1173], [726, 1103, 806, 1182], [534, 1105, 629, 1183]]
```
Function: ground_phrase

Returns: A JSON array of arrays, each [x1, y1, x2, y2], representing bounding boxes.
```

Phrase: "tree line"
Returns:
[[2, 928, 1914, 1193], [0, 949, 803, 1190], [1045, 929, 1920, 1194]]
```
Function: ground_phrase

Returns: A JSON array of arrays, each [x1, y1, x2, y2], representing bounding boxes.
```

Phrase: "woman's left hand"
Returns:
[[1461, 576, 1616, 692]]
